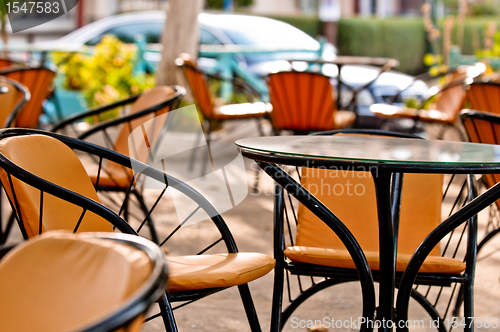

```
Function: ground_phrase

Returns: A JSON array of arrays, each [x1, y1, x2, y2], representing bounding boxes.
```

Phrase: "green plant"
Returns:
[[0, 0, 13, 45], [53, 35, 155, 109], [206, 0, 253, 9]]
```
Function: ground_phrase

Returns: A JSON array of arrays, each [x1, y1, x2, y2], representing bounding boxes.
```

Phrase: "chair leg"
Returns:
[[270, 262, 285, 332], [133, 191, 159, 244], [188, 127, 205, 171], [237, 284, 262, 332], [255, 118, 264, 136], [159, 293, 179, 332], [200, 126, 212, 177], [463, 279, 474, 332]]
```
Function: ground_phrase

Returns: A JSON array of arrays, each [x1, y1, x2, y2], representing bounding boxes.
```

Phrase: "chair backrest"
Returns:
[[460, 109, 500, 208], [175, 53, 214, 117], [465, 81, 500, 114], [0, 77, 30, 128], [296, 133, 443, 257], [0, 58, 17, 70], [0, 66, 56, 128], [267, 71, 336, 133], [0, 135, 112, 238], [0, 231, 161, 332], [113, 85, 180, 157], [430, 69, 468, 123]]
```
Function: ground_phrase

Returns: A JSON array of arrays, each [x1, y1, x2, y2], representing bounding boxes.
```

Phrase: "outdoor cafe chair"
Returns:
[[0, 128, 275, 332], [51, 86, 185, 244], [0, 77, 30, 244], [175, 53, 272, 142], [266, 70, 356, 135], [455, 109, 500, 316], [460, 109, 500, 256], [370, 64, 484, 140], [0, 64, 57, 128], [268, 129, 478, 331], [464, 78, 500, 114], [0, 231, 168, 332]]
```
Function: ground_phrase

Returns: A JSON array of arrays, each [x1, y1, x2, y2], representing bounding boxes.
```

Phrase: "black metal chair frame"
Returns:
[[51, 86, 186, 244], [0, 232, 168, 332], [252, 129, 482, 332], [0, 128, 263, 332]]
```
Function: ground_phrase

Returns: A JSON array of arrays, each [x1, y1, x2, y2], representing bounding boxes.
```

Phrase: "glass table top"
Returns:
[[236, 136, 500, 166]]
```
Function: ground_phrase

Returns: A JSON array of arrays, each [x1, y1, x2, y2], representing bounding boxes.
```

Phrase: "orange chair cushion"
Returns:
[[213, 102, 272, 120], [0, 231, 153, 332], [334, 110, 356, 129], [0, 135, 113, 237], [283, 246, 466, 274], [168, 253, 275, 292], [296, 169, 443, 258], [370, 104, 454, 124]]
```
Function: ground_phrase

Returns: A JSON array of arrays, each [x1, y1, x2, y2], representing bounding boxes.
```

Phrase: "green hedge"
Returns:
[[268, 15, 322, 38], [456, 17, 500, 55], [269, 15, 500, 75], [338, 16, 500, 75], [338, 18, 427, 75]]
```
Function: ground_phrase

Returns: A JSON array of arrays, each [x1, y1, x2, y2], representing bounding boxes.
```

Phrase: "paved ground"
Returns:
[[4, 120, 500, 331]]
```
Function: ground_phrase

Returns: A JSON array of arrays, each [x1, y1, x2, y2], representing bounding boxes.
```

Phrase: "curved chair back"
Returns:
[[465, 81, 500, 114], [295, 133, 445, 264], [430, 69, 469, 123], [0, 231, 167, 332], [0, 134, 113, 238], [175, 53, 214, 118], [0, 66, 56, 128], [0, 77, 30, 128], [112, 86, 183, 158], [461, 109, 500, 205], [267, 71, 336, 133]]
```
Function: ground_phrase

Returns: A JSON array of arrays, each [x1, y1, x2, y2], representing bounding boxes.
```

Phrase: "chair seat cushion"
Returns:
[[212, 102, 272, 120], [370, 104, 454, 124], [284, 246, 466, 274], [334, 110, 356, 129], [168, 253, 275, 292], [0, 231, 152, 332]]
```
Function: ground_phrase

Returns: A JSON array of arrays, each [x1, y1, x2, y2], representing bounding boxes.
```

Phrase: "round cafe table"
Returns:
[[236, 135, 500, 332]]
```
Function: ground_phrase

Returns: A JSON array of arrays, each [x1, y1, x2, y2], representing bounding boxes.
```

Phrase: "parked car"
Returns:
[[38, 11, 429, 128]]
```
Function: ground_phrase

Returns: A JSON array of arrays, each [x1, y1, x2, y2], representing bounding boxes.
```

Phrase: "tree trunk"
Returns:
[[156, 0, 205, 88]]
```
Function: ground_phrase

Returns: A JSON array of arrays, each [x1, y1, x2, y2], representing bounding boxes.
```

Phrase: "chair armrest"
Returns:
[[50, 94, 141, 132]]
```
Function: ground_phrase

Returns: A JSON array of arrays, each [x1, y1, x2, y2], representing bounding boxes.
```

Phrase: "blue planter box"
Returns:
[[43, 88, 87, 123]]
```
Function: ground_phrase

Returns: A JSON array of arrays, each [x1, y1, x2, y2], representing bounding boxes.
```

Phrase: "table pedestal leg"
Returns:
[[372, 169, 395, 332]]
